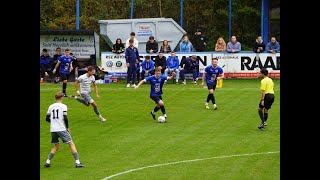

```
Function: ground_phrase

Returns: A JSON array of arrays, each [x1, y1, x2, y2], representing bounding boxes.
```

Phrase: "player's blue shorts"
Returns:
[[150, 96, 162, 104]]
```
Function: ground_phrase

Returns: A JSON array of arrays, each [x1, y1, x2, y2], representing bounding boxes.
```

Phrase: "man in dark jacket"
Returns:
[[193, 29, 208, 52], [146, 36, 158, 53], [253, 36, 266, 53], [180, 55, 199, 85], [154, 52, 167, 74]]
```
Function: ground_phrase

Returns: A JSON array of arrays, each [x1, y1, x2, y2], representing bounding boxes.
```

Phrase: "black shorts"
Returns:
[[150, 96, 162, 104], [60, 73, 70, 81], [207, 83, 216, 90], [259, 94, 275, 109]]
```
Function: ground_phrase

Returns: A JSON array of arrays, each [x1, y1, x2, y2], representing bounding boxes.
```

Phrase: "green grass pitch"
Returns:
[[40, 79, 280, 180]]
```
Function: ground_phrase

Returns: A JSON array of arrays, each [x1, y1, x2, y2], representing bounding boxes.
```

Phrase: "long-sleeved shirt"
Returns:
[[112, 43, 125, 54], [227, 41, 241, 53], [146, 41, 158, 53], [266, 41, 280, 53], [141, 60, 155, 71], [253, 40, 266, 53], [125, 37, 139, 48], [154, 56, 167, 69], [166, 56, 180, 70], [125, 46, 140, 64], [178, 41, 194, 52]]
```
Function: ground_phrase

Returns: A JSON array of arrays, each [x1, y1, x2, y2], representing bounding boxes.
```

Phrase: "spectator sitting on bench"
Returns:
[[180, 55, 199, 85], [141, 55, 155, 80], [164, 51, 180, 84]]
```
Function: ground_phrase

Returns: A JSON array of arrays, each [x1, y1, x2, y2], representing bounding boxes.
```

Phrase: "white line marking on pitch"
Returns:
[[101, 151, 279, 180]]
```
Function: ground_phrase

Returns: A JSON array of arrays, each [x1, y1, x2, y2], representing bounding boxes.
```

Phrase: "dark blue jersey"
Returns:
[[145, 75, 168, 96], [58, 55, 73, 74], [204, 65, 223, 85]]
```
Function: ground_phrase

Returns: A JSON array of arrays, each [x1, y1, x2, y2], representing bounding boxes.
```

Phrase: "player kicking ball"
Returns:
[[134, 68, 175, 121]]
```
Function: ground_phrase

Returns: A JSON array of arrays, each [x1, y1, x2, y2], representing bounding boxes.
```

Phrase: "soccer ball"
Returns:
[[157, 116, 166, 123]]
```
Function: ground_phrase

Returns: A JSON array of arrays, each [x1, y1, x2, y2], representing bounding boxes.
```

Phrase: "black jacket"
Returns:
[[193, 34, 208, 52]]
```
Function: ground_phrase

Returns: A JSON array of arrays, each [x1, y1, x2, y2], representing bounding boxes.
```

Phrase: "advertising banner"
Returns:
[[101, 52, 280, 78]]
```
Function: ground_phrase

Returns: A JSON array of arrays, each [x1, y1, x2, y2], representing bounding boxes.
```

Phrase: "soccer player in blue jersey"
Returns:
[[134, 68, 176, 120], [53, 48, 73, 97], [201, 57, 224, 109]]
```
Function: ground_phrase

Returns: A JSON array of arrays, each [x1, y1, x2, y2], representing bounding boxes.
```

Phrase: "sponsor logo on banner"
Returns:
[[116, 61, 122, 67], [101, 52, 280, 78], [106, 61, 113, 67]]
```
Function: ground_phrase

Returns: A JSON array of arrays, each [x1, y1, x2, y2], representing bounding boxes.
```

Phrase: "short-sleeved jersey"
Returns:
[[46, 102, 68, 132], [204, 65, 224, 84], [58, 55, 73, 74], [260, 77, 274, 94], [145, 75, 168, 96], [77, 73, 95, 93]]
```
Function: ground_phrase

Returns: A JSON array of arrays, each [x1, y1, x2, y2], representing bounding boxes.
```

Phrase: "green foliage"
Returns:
[[40, 0, 267, 51]]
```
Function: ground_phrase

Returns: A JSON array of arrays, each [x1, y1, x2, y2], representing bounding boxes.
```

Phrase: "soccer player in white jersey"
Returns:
[[70, 66, 106, 122], [44, 92, 85, 168]]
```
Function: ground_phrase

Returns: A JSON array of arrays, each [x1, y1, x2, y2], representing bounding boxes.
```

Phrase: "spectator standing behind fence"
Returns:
[[146, 36, 158, 53], [141, 55, 155, 80], [40, 48, 53, 83], [180, 55, 199, 85], [112, 38, 125, 54], [164, 51, 180, 84], [125, 39, 140, 88], [125, 32, 139, 49], [192, 29, 208, 52], [177, 35, 194, 52], [227, 36, 241, 53], [154, 52, 167, 74], [215, 37, 227, 52], [266, 36, 280, 53], [159, 40, 172, 53], [52, 47, 62, 83], [253, 36, 266, 53]]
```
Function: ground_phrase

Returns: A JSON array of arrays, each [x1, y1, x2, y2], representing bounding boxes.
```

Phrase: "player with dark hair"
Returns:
[[40, 48, 52, 83], [134, 69, 176, 121], [44, 92, 85, 168], [257, 68, 275, 130], [70, 52, 79, 80], [201, 57, 224, 109], [51, 47, 62, 83], [53, 48, 73, 97], [69, 66, 106, 122]]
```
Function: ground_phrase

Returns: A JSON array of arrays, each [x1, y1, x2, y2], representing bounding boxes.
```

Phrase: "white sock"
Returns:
[[76, 160, 80, 164], [46, 159, 50, 164], [205, 102, 208, 105], [163, 114, 167, 118], [152, 110, 155, 114]]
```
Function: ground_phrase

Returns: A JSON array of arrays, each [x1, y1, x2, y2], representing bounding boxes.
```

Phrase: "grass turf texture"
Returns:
[[40, 79, 280, 180]]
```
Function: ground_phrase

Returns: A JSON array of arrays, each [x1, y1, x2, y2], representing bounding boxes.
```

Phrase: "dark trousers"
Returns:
[[40, 64, 53, 79], [180, 68, 197, 81], [127, 63, 137, 84], [141, 70, 154, 80]]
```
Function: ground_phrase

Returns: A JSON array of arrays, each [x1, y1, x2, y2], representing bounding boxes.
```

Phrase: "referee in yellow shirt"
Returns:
[[258, 68, 275, 130]]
